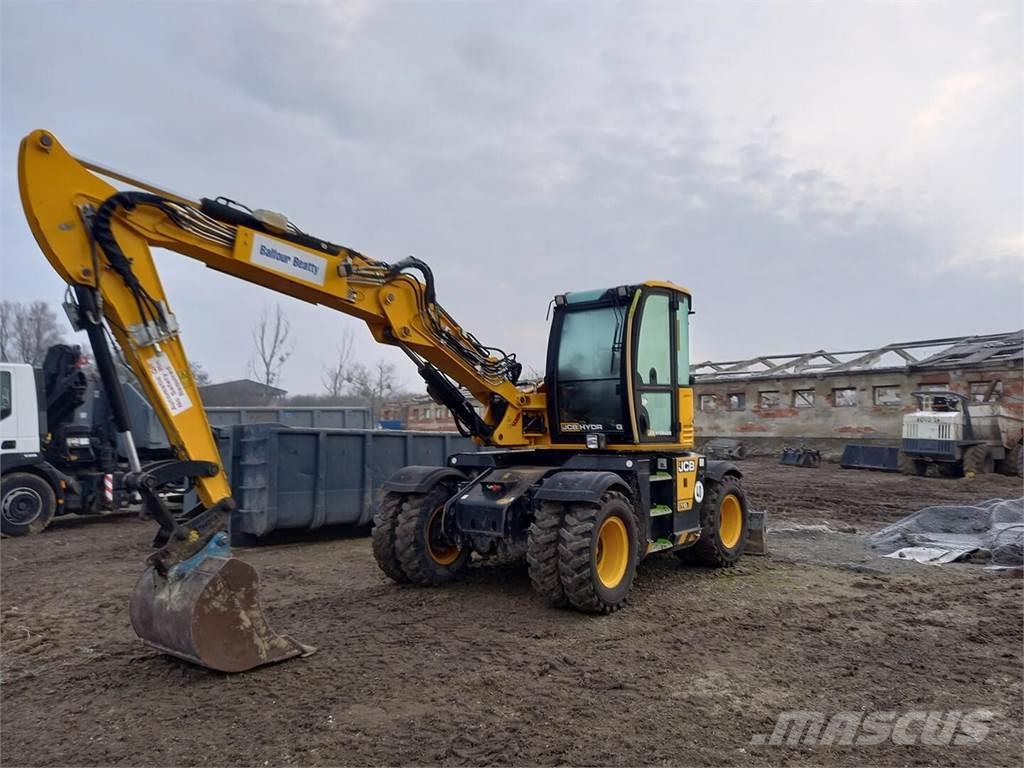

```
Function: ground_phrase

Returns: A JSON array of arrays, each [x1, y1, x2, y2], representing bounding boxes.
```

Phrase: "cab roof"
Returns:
[[560, 281, 692, 306]]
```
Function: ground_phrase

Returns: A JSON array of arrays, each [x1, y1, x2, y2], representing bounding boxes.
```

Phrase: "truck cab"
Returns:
[[0, 363, 44, 457]]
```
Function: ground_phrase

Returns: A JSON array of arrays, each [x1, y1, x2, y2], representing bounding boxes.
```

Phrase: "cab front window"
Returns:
[[555, 304, 627, 433]]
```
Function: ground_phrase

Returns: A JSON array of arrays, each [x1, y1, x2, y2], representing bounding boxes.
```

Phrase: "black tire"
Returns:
[[937, 463, 960, 479], [898, 452, 928, 476], [557, 490, 639, 614], [962, 444, 993, 476], [395, 483, 469, 585], [678, 475, 748, 568], [527, 501, 568, 607], [372, 491, 410, 583], [1, 472, 57, 537]]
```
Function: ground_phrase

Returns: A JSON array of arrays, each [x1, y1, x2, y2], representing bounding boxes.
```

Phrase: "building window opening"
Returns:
[[969, 381, 1002, 402], [873, 386, 901, 406], [792, 389, 814, 408], [832, 387, 857, 407]]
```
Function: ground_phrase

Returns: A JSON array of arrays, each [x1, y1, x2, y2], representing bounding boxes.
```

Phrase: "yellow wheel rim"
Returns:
[[426, 505, 460, 566], [719, 494, 743, 549], [595, 516, 629, 588]]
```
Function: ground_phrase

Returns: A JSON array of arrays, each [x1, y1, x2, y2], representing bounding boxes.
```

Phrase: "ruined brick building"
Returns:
[[692, 331, 1023, 457]]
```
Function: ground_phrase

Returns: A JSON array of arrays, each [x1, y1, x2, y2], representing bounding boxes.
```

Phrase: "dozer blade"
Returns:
[[129, 535, 313, 673]]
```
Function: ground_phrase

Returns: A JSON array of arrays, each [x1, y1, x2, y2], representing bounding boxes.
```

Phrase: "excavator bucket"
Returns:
[[129, 534, 312, 673]]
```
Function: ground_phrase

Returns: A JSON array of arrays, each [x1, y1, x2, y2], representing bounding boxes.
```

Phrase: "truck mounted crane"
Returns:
[[17, 129, 749, 673]]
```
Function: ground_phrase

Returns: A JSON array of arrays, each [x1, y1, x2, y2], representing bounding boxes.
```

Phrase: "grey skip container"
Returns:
[[217, 423, 477, 540], [206, 406, 371, 430]]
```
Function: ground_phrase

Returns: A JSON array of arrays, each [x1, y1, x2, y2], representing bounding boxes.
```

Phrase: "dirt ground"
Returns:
[[2, 459, 1021, 767]]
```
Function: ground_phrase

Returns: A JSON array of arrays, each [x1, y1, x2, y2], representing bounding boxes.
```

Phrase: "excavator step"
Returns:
[[647, 538, 675, 553]]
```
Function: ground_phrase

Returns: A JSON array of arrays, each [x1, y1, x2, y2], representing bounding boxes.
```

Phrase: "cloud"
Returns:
[[1, 1, 1021, 393], [977, 9, 1012, 26], [953, 235, 1024, 273], [915, 70, 991, 131]]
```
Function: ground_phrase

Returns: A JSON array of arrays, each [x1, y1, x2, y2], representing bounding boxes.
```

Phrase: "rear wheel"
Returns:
[[395, 483, 469, 585], [527, 501, 568, 607], [678, 475, 748, 567], [557, 491, 639, 614], [898, 452, 928, 476], [372, 491, 410, 583], [1, 473, 56, 537], [962, 444, 994, 476]]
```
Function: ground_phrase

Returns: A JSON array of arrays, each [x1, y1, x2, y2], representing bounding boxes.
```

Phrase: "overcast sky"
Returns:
[[2, 1, 1021, 393]]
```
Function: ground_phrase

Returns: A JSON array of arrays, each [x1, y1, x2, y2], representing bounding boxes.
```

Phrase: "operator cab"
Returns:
[[545, 281, 692, 446]]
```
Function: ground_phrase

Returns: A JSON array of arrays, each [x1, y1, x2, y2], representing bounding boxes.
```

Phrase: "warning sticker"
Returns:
[[146, 354, 193, 416]]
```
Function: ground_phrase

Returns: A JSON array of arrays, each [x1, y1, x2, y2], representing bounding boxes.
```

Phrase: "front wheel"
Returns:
[[678, 475, 748, 567], [557, 491, 639, 614], [1, 472, 57, 537], [527, 501, 568, 607], [372, 491, 411, 583], [899, 452, 928, 476], [394, 483, 469, 585]]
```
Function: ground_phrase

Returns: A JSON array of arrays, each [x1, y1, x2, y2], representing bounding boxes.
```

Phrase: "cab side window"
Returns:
[[634, 294, 674, 438], [677, 295, 690, 383], [1, 371, 12, 421], [636, 294, 671, 385]]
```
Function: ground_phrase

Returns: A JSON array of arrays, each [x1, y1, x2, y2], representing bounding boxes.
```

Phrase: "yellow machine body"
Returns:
[[18, 129, 748, 663]]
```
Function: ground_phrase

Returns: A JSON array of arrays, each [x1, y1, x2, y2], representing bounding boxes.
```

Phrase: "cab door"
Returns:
[[631, 290, 679, 442]]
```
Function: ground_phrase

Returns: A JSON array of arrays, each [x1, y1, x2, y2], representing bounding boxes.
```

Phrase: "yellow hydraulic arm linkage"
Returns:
[[18, 129, 534, 672]]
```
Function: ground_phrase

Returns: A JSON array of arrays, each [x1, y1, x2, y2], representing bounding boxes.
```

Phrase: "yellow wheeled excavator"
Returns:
[[18, 129, 750, 673]]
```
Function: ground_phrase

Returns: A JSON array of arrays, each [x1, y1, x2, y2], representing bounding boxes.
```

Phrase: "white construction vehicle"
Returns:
[[899, 389, 1023, 477], [1, 346, 176, 536]]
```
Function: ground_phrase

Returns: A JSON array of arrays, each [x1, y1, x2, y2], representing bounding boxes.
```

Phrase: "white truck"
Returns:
[[1, 361, 70, 536], [899, 390, 1023, 478], [1, 346, 173, 536]]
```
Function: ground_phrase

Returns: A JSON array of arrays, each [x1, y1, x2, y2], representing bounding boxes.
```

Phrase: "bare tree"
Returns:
[[321, 328, 356, 398], [1, 300, 66, 365], [249, 305, 293, 401], [190, 361, 212, 387], [522, 363, 545, 385], [350, 359, 397, 419]]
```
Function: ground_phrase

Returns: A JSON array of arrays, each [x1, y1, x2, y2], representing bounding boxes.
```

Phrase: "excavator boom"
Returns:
[[17, 129, 527, 672]]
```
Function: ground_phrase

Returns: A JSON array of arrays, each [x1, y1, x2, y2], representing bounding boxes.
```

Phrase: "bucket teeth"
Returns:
[[129, 555, 313, 673]]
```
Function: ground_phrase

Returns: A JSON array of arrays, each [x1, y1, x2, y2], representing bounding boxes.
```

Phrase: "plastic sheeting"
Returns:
[[868, 498, 1024, 566], [882, 546, 977, 564]]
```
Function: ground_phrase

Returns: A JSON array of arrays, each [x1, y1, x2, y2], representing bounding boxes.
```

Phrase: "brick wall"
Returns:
[[381, 396, 485, 432], [694, 365, 1023, 458]]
